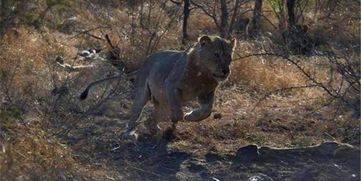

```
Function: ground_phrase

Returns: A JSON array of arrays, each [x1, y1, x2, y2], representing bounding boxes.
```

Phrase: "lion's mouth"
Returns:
[[212, 73, 227, 80]]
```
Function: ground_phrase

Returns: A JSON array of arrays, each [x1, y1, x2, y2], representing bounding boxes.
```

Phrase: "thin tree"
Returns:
[[191, 0, 245, 38], [249, 0, 263, 38], [182, 0, 190, 44], [287, 0, 296, 27], [220, 0, 229, 38], [228, 0, 241, 35], [0, 0, 11, 36]]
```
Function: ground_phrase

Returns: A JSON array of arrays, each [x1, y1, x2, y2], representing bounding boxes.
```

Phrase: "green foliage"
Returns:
[[46, 0, 73, 7], [0, 105, 23, 132], [125, 0, 143, 9], [269, 0, 284, 14], [0, 69, 6, 79], [46, 0, 59, 6], [0, 105, 23, 122], [0, 0, 76, 32], [269, 0, 311, 18], [22, 11, 40, 23]]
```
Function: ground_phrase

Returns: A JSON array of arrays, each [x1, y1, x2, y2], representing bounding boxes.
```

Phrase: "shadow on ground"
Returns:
[[60, 117, 359, 181], [198, 142, 360, 181], [60, 117, 191, 180]]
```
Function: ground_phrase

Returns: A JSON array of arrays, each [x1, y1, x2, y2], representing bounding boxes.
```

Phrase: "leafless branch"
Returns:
[[234, 52, 360, 114], [190, 0, 221, 29], [169, 0, 182, 5]]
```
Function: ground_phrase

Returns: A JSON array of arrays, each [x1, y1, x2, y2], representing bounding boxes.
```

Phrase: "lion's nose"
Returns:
[[222, 68, 229, 76]]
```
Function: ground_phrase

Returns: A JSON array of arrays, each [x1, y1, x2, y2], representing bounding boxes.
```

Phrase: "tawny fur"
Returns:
[[124, 35, 237, 138], [80, 35, 237, 139]]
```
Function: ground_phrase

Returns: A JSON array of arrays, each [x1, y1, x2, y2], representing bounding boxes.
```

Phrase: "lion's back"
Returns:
[[140, 50, 186, 81]]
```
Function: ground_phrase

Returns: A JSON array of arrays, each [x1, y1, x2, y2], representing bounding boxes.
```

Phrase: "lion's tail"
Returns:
[[79, 87, 90, 100], [79, 70, 138, 100]]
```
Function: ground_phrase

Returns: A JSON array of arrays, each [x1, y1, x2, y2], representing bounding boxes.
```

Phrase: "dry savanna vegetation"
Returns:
[[0, 0, 360, 180]]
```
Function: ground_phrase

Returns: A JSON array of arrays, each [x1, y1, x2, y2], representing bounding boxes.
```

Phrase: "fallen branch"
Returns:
[[56, 62, 94, 72], [83, 32, 105, 40], [70, 26, 111, 39], [105, 34, 115, 49]]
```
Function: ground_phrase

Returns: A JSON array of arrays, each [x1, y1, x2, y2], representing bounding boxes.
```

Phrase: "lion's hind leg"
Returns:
[[124, 82, 150, 139], [144, 101, 163, 137]]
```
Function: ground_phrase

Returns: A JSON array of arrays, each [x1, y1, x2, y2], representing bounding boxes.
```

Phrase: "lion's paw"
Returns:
[[122, 130, 138, 141]]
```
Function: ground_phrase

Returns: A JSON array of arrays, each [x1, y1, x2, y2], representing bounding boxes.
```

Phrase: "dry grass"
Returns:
[[230, 56, 305, 90], [0, 119, 122, 180], [0, 1, 359, 180]]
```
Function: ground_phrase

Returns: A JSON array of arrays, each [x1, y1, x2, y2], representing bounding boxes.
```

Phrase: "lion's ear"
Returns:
[[230, 38, 237, 50], [199, 35, 211, 47]]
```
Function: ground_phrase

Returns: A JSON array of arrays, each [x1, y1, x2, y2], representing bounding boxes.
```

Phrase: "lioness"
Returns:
[[80, 35, 237, 139]]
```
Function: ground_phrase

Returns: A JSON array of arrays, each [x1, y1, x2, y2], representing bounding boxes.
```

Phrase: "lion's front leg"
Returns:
[[165, 81, 184, 122], [164, 76, 184, 141], [164, 58, 187, 123], [185, 92, 214, 122], [161, 85, 182, 141]]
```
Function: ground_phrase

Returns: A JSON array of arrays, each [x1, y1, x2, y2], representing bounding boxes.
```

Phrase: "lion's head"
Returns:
[[195, 35, 237, 81]]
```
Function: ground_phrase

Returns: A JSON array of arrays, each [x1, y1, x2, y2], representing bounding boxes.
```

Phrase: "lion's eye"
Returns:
[[214, 53, 220, 58]]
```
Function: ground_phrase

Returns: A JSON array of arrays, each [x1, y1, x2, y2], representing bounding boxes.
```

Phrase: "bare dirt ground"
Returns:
[[57, 79, 359, 181], [60, 114, 359, 181]]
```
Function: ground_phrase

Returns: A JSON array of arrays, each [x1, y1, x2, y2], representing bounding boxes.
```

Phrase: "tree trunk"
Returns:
[[139, 1, 145, 28], [220, 0, 229, 38], [228, 0, 241, 35], [0, 0, 11, 36], [287, 0, 296, 27], [130, 11, 136, 45], [182, 0, 190, 45], [250, 0, 263, 38]]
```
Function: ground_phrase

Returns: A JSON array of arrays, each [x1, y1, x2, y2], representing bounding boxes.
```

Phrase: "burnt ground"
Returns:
[[60, 116, 360, 181]]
